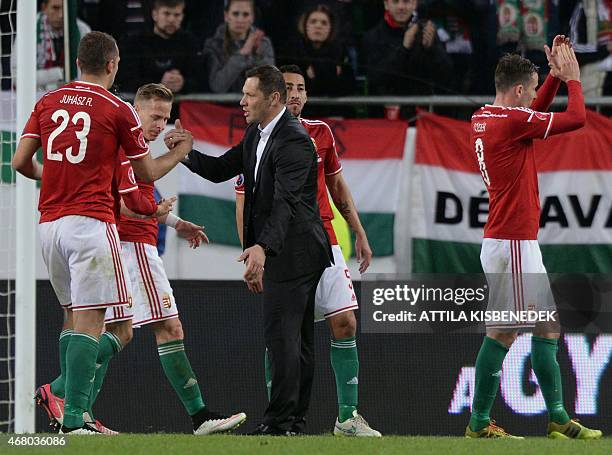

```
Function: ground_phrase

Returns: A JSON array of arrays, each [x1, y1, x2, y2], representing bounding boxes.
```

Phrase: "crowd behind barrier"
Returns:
[[1, 0, 610, 115]]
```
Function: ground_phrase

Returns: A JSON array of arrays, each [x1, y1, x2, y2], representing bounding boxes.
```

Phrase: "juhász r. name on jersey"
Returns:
[[60, 95, 93, 107]]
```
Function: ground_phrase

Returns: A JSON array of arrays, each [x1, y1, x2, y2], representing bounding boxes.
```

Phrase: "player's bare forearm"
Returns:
[[326, 173, 366, 236], [133, 146, 191, 183], [327, 172, 372, 272], [12, 138, 42, 180], [236, 193, 244, 247], [133, 127, 193, 182], [154, 148, 191, 179]]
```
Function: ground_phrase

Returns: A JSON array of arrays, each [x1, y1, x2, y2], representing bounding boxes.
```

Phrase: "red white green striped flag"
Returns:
[[178, 102, 407, 257]]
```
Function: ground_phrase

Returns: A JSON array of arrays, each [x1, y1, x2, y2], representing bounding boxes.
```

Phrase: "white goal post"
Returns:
[[15, 0, 37, 434]]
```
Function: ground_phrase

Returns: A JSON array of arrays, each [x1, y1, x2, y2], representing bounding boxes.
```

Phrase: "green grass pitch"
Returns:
[[4, 434, 612, 455]]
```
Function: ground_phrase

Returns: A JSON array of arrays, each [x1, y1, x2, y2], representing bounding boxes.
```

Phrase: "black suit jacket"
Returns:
[[183, 109, 332, 282]]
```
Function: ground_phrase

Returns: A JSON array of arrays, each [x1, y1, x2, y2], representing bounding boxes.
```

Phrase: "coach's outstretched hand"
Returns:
[[238, 245, 265, 293]]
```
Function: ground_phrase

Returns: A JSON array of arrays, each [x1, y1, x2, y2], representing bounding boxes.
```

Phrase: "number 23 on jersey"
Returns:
[[47, 109, 91, 164]]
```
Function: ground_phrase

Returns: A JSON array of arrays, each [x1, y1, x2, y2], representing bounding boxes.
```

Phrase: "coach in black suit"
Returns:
[[170, 65, 332, 434]]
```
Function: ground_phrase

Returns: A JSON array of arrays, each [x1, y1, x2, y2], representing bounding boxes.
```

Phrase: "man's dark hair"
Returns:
[[495, 54, 539, 92], [77, 31, 118, 75], [279, 65, 305, 78], [135, 83, 174, 104], [245, 65, 287, 103], [154, 0, 185, 9]]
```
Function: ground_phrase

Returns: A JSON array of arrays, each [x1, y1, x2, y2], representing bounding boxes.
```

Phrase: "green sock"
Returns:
[[469, 336, 509, 432], [63, 333, 99, 428], [264, 348, 272, 401], [50, 329, 73, 398], [87, 332, 122, 419], [331, 336, 359, 422], [158, 340, 205, 416], [531, 336, 570, 424]]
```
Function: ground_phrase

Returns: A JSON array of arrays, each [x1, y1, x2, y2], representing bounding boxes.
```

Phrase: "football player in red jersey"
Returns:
[[33, 151, 177, 435], [13, 31, 192, 434], [104, 83, 246, 435], [234, 65, 379, 437], [466, 37, 601, 439]]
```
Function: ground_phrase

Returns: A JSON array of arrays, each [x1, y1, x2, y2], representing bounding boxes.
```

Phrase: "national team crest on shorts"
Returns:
[[127, 296, 133, 308], [162, 294, 172, 309]]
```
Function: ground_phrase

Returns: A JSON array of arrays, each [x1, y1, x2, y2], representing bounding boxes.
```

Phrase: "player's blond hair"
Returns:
[[134, 83, 174, 104]]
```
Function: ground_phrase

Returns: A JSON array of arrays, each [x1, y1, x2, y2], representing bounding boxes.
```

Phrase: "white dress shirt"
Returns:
[[254, 107, 286, 181]]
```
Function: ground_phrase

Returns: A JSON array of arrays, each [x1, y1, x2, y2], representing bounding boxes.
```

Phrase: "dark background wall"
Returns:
[[20, 281, 612, 435]]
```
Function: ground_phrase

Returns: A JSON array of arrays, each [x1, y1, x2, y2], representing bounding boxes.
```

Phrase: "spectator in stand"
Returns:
[[285, 4, 355, 97], [564, 0, 611, 97], [362, 0, 452, 96], [204, 0, 275, 93], [118, 0, 202, 94], [258, 1, 353, 71], [424, 0, 474, 94], [29, 0, 91, 91]]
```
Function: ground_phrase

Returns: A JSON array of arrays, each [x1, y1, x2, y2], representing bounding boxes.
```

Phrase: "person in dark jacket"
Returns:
[[171, 65, 332, 435], [118, 0, 202, 94], [204, 0, 275, 93], [284, 4, 355, 97], [362, 0, 452, 95]]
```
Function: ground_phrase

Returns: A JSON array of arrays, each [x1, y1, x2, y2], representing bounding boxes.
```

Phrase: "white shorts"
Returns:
[[105, 242, 177, 327], [314, 245, 359, 322], [480, 238, 556, 329], [39, 216, 131, 311]]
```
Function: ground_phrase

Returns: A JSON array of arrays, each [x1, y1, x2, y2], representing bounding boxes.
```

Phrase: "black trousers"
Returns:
[[262, 268, 323, 431]]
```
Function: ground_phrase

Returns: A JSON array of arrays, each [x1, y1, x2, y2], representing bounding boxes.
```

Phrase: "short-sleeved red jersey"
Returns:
[[235, 117, 343, 244], [470, 105, 554, 240], [300, 118, 342, 243], [22, 81, 149, 224]]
